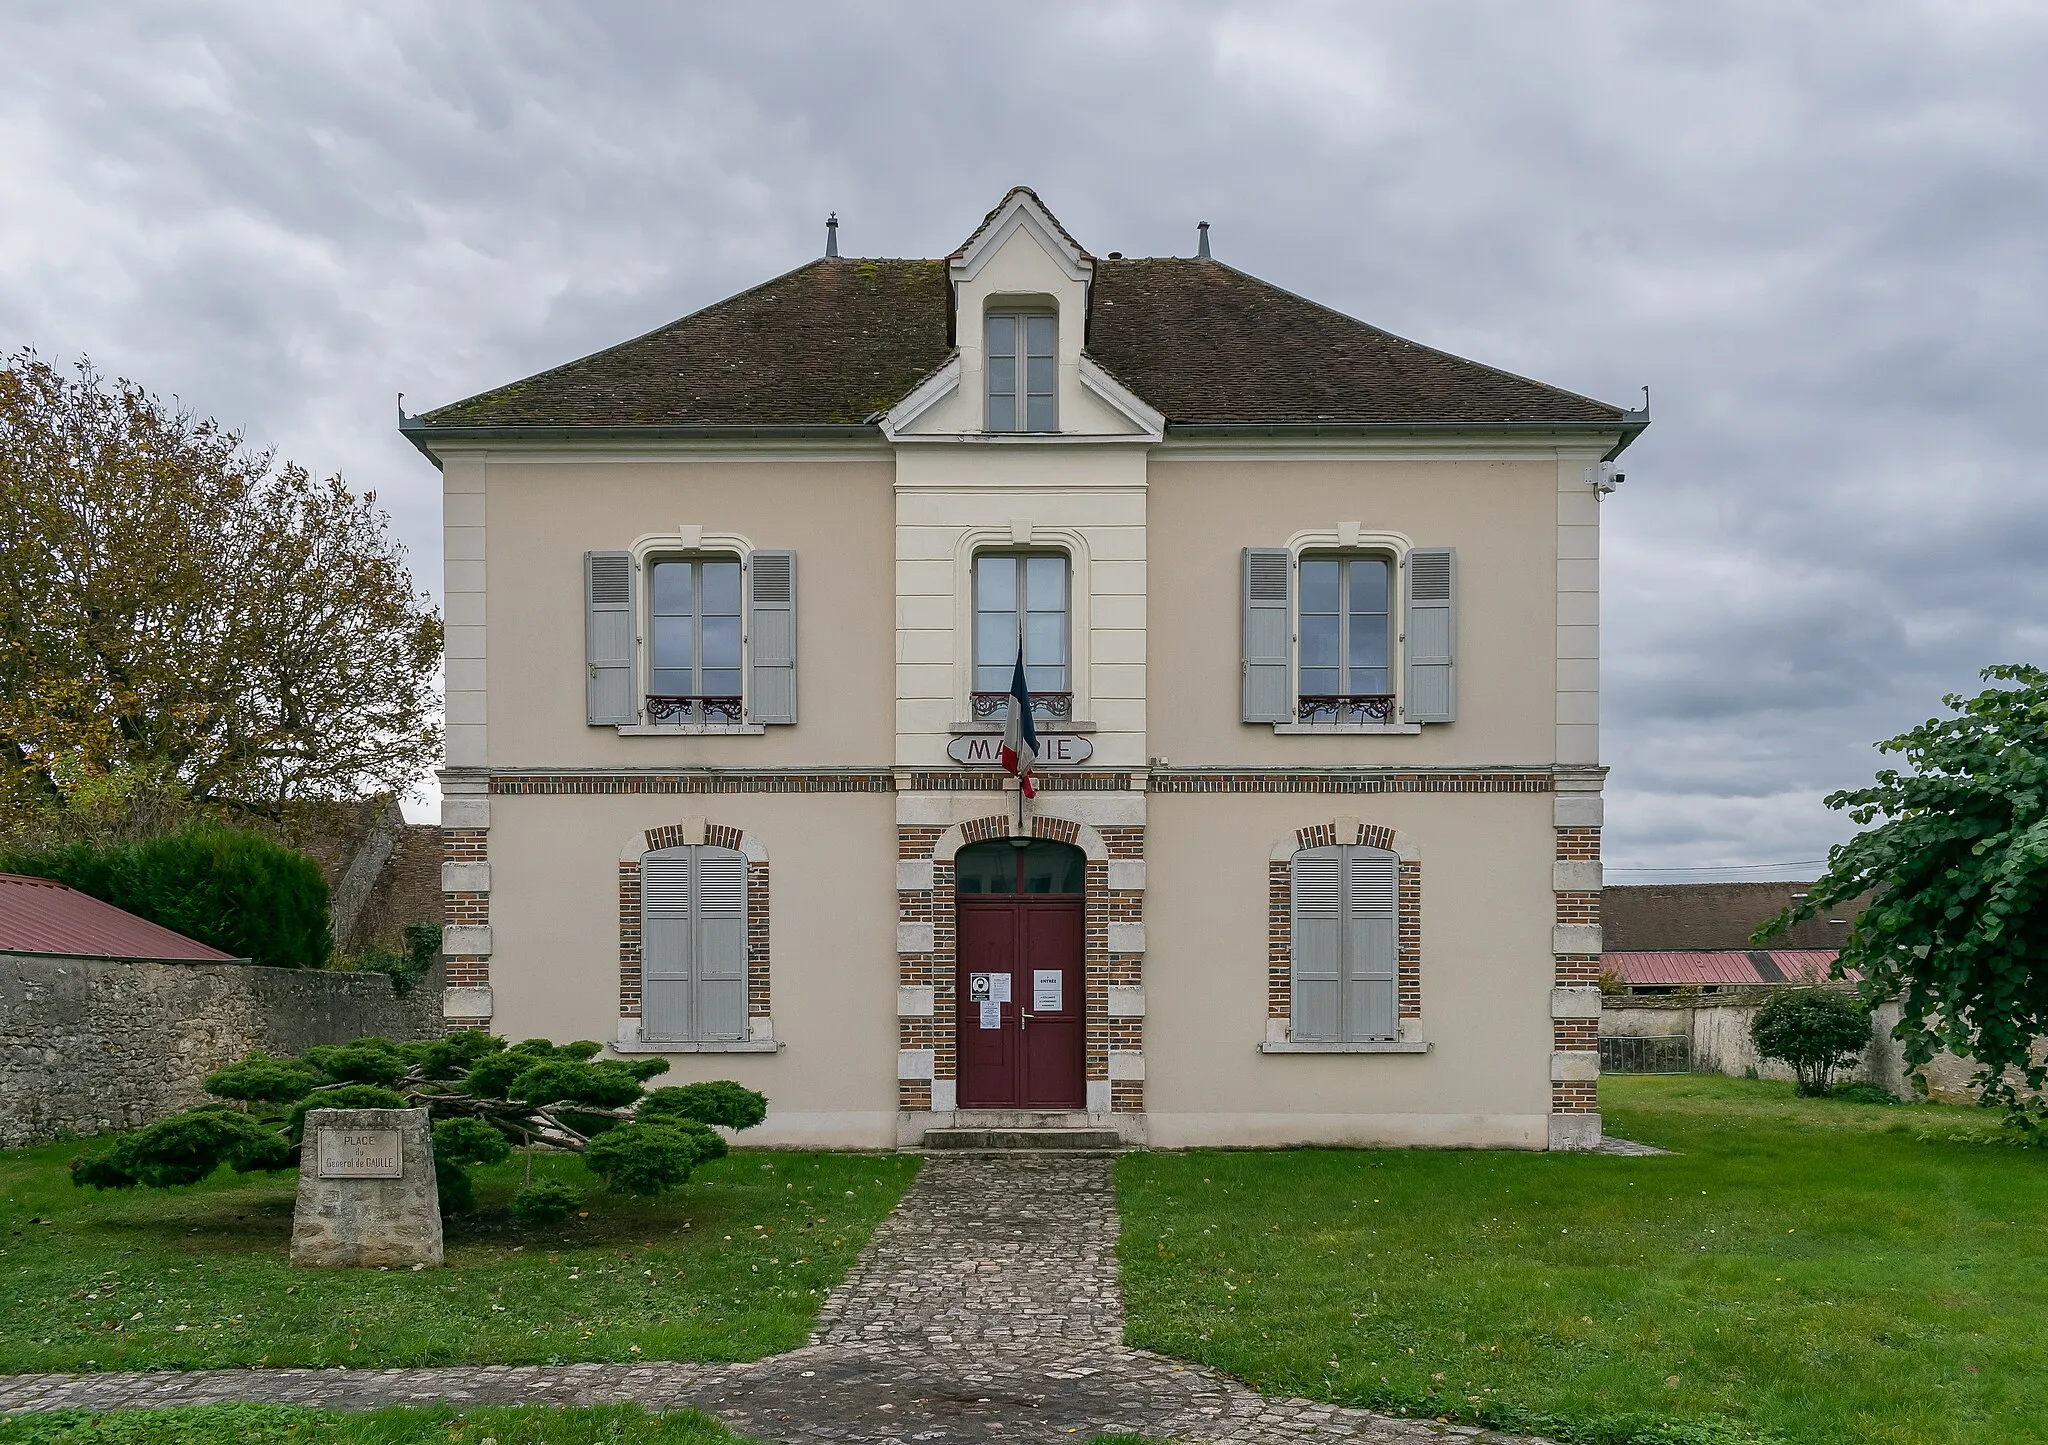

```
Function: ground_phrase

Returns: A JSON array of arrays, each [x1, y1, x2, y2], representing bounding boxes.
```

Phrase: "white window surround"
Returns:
[[950, 525, 1093, 729], [1271, 526, 1421, 735], [616, 528, 765, 735], [984, 308, 1058, 433]]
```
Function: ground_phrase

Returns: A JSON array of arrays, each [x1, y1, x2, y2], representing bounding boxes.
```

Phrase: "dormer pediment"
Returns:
[[949, 187, 1093, 285]]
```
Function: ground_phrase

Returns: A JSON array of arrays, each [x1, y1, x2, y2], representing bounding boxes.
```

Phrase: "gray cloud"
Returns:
[[3, 0, 2042, 864]]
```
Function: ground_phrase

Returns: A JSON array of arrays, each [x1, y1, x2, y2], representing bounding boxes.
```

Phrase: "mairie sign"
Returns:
[[946, 732, 1093, 768]]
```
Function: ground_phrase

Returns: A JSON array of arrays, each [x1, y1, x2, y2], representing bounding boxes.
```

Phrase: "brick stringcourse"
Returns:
[[479, 769, 1564, 796], [1267, 821, 1422, 1032], [619, 822, 771, 1027], [899, 813, 1144, 1114], [1151, 770, 1553, 793], [493, 773, 894, 794]]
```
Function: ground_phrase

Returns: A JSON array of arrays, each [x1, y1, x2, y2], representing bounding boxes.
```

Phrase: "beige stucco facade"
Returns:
[[416, 189, 1633, 1152]]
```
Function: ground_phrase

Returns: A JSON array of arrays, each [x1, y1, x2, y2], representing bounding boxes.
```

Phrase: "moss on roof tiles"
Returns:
[[421, 258, 951, 429], [1084, 258, 1624, 427], [418, 253, 1627, 433]]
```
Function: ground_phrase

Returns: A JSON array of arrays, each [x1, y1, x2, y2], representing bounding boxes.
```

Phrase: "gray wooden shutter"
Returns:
[[640, 850, 692, 1042], [1290, 847, 1343, 1042], [693, 847, 749, 1041], [1346, 847, 1399, 1042], [1404, 547, 1456, 723], [748, 550, 797, 725], [585, 551, 636, 725], [1242, 547, 1293, 723]]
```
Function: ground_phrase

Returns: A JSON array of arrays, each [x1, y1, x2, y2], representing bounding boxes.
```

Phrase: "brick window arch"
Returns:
[[617, 819, 772, 1051], [1267, 820, 1422, 1049]]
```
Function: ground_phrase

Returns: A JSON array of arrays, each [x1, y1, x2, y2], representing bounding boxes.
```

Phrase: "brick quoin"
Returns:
[[1553, 816, 1604, 1117], [442, 826, 490, 1013]]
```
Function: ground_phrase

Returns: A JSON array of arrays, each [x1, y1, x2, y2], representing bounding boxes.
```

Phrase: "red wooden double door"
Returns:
[[954, 840, 1086, 1109]]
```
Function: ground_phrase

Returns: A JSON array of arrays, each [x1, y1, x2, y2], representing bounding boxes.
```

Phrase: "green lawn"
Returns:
[[1118, 1076, 2048, 1445], [0, 1141, 916, 1373], [0, 1403, 736, 1443]]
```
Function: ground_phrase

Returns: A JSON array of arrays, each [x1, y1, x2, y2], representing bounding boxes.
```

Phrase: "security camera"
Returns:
[[1587, 463, 1626, 496]]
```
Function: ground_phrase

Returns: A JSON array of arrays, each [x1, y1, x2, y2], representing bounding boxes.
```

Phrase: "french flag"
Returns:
[[1000, 645, 1038, 799]]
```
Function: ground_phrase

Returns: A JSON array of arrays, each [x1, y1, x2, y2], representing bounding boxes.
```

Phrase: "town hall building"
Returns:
[[403, 189, 1644, 1151]]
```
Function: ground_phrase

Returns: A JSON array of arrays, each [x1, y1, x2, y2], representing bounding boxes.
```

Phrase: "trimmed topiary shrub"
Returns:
[[511, 1178, 585, 1223], [0, 823, 331, 968], [68, 1033, 766, 1225], [1752, 988, 1872, 1096], [638, 1080, 770, 1132]]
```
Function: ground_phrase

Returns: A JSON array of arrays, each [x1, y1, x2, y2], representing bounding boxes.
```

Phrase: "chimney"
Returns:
[[826, 212, 839, 259], [1197, 220, 1211, 260]]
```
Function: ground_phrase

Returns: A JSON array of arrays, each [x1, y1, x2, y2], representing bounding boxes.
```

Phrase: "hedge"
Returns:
[[0, 824, 332, 969]]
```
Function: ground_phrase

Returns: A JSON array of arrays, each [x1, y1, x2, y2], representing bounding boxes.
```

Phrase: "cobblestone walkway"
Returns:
[[0, 1154, 1554, 1444]]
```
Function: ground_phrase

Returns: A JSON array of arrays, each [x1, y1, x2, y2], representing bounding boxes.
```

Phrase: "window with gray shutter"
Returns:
[[1242, 547, 1292, 722], [585, 551, 636, 725], [640, 845, 749, 1043], [1291, 844, 1400, 1043], [748, 550, 797, 725], [1403, 547, 1457, 723]]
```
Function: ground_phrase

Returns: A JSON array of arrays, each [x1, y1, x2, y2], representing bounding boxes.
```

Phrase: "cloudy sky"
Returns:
[[4, 2, 2042, 873]]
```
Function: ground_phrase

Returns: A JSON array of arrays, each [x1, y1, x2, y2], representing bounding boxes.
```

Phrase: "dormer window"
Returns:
[[987, 312, 1056, 432]]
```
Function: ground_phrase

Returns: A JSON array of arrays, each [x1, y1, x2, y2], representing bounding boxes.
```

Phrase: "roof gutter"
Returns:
[[1164, 414, 1649, 461], [399, 419, 883, 465], [1, 946, 252, 966]]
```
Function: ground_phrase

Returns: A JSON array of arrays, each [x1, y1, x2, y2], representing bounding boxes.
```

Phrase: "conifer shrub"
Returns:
[[0, 823, 331, 968], [67, 1033, 767, 1225]]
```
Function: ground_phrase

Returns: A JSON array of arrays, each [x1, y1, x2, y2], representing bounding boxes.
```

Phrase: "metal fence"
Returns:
[[1599, 1032, 1693, 1075]]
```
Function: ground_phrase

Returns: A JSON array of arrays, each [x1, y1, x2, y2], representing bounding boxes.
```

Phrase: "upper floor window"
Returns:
[[649, 557, 742, 723], [987, 312, 1056, 432], [583, 547, 797, 730], [1240, 545, 1457, 728], [972, 552, 1070, 720], [1298, 555, 1391, 722]]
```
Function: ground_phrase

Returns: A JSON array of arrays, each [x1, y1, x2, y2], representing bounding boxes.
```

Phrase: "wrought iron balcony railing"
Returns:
[[645, 694, 745, 725], [1297, 694, 1397, 724], [970, 690, 1073, 723]]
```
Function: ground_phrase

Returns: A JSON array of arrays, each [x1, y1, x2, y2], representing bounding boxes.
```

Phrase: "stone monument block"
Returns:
[[290, 1106, 443, 1268]]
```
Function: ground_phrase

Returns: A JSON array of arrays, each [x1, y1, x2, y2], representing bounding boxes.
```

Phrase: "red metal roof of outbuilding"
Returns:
[[0, 873, 237, 962], [1604, 950, 1852, 987]]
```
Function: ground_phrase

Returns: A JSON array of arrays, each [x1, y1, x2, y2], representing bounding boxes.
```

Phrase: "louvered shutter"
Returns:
[[585, 551, 636, 725], [1345, 847, 1399, 1042], [748, 551, 797, 725], [1404, 547, 1456, 723], [1290, 847, 1344, 1042], [1242, 547, 1293, 723], [692, 847, 749, 1041], [640, 850, 693, 1042]]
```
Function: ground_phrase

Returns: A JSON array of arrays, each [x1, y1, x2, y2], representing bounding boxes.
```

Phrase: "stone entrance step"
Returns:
[[921, 1126, 1125, 1152]]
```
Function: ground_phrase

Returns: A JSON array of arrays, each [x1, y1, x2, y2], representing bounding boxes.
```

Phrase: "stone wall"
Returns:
[[1600, 990, 1983, 1101], [0, 954, 444, 1149]]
